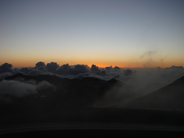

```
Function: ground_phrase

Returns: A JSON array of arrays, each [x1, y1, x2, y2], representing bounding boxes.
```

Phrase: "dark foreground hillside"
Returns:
[[126, 76, 184, 109], [1, 74, 184, 136], [0, 73, 123, 107]]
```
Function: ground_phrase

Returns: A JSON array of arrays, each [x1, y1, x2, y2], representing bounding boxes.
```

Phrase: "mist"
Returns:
[[0, 62, 184, 108], [93, 66, 184, 107], [0, 79, 55, 103]]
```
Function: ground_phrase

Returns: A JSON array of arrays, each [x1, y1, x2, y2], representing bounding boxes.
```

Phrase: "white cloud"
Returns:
[[0, 80, 56, 103], [0, 80, 37, 97]]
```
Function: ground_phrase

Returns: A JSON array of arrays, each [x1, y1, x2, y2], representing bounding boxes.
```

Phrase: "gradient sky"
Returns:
[[0, 0, 184, 68]]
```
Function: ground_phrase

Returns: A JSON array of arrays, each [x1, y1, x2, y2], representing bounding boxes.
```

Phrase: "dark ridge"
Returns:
[[108, 78, 123, 85], [0, 73, 124, 108], [80, 77, 106, 85], [3, 73, 65, 83], [104, 78, 124, 89], [126, 76, 184, 109], [172, 76, 184, 84], [2, 73, 123, 87], [2, 73, 107, 85]]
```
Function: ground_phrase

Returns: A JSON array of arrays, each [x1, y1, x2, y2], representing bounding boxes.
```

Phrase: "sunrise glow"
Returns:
[[0, 0, 184, 69]]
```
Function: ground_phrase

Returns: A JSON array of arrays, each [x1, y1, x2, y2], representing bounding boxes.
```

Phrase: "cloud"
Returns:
[[37, 80, 56, 92], [94, 66, 184, 107], [18, 67, 44, 76], [0, 61, 184, 107], [56, 64, 125, 79], [0, 63, 13, 74], [35, 61, 47, 72], [0, 72, 12, 80], [140, 51, 157, 59], [0, 62, 126, 80], [35, 61, 45, 68], [72, 64, 90, 74], [19, 67, 33, 74], [125, 67, 184, 96], [0, 61, 183, 93], [91, 64, 101, 72], [57, 64, 70, 74], [124, 69, 133, 76], [46, 62, 59, 73], [0, 79, 55, 103], [105, 66, 112, 71], [114, 66, 121, 70], [140, 51, 157, 67], [91, 64, 107, 76], [0, 80, 37, 97], [57, 64, 90, 75]]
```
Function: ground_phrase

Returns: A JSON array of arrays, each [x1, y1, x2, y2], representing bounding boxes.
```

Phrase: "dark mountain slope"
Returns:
[[3, 73, 109, 86], [0, 73, 124, 108], [126, 76, 184, 109]]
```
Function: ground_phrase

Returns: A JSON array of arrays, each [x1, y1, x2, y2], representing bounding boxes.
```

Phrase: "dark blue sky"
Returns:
[[0, 0, 184, 68]]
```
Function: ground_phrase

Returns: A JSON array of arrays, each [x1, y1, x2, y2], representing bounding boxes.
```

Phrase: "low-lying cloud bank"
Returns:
[[95, 66, 184, 107], [0, 79, 55, 103], [0, 62, 184, 106], [0, 62, 133, 81], [0, 62, 183, 84]]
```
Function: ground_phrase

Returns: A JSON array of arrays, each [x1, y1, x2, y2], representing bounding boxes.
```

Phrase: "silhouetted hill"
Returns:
[[172, 76, 184, 84], [4, 73, 108, 85], [4, 73, 73, 85], [1, 73, 124, 109], [1, 74, 184, 130], [126, 76, 184, 109]]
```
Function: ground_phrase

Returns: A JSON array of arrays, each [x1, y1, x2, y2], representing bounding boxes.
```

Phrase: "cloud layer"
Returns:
[[0, 62, 130, 80], [0, 62, 184, 106], [0, 79, 55, 103]]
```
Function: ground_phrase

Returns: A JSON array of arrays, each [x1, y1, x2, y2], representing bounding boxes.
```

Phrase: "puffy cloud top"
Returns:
[[35, 62, 45, 68], [46, 62, 59, 73], [56, 64, 70, 75], [71, 64, 90, 75], [0, 63, 13, 74], [0, 80, 37, 98], [114, 66, 121, 70], [124, 69, 133, 76], [0, 79, 55, 103], [91, 64, 101, 72]]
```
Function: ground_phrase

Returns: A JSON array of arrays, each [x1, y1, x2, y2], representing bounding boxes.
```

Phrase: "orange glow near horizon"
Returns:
[[7, 61, 184, 69], [1, 56, 183, 69], [1, 1, 184, 72]]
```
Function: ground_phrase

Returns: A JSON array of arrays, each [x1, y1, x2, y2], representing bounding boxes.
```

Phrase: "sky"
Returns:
[[0, 0, 184, 68]]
